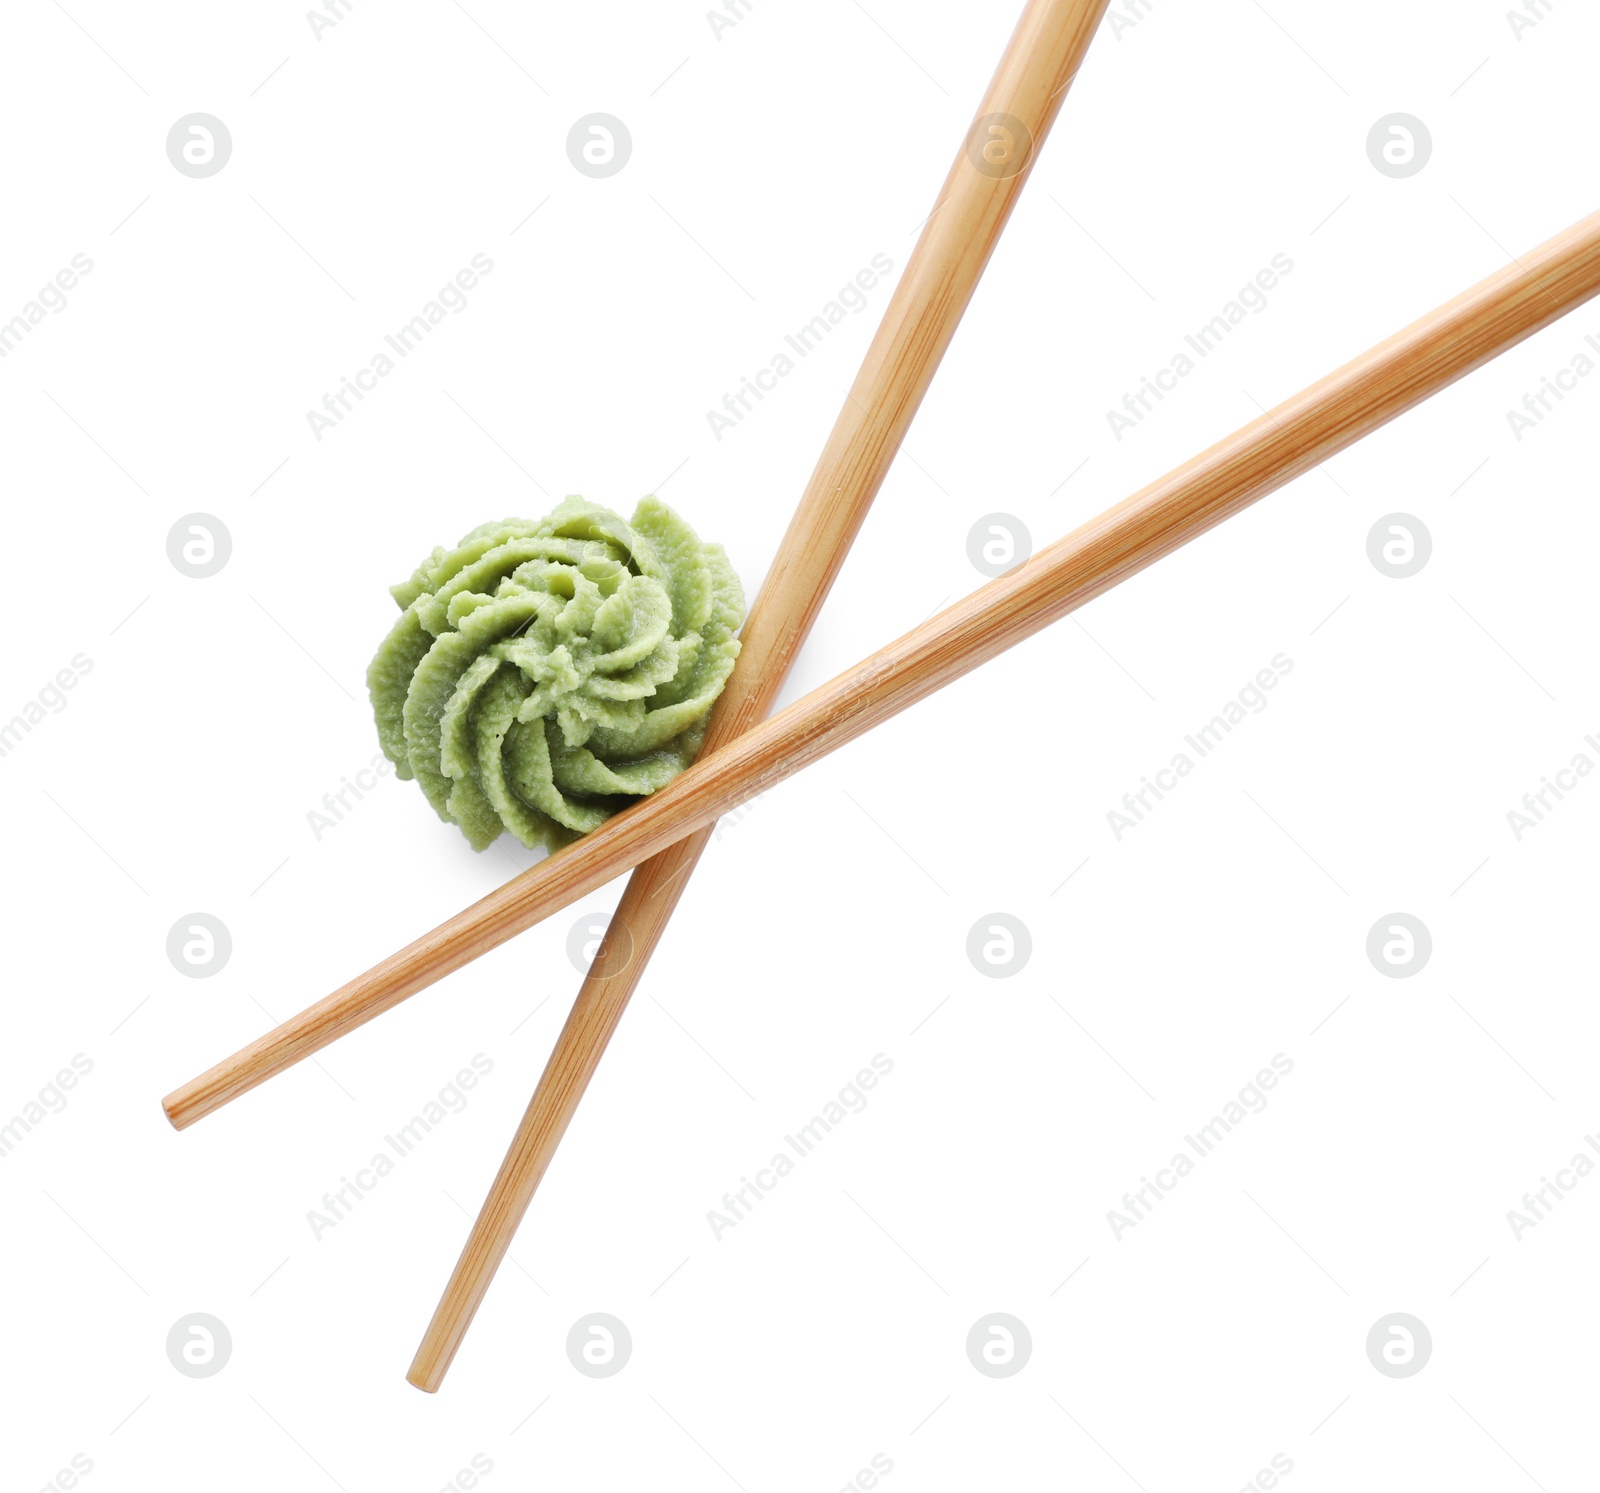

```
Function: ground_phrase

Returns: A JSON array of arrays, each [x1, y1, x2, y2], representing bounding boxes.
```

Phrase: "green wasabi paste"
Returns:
[[368, 496, 744, 852]]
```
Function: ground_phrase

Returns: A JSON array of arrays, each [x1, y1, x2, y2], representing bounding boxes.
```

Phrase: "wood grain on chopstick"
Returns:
[[405, 0, 1115, 1392], [162, 207, 1600, 1135]]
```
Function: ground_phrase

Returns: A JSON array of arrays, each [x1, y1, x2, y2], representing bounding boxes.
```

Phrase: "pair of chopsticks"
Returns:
[[170, 0, 1116, 1390], [162, 5, 1600, 1391]]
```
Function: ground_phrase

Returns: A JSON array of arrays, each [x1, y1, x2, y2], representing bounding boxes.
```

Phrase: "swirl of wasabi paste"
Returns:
[[368, 496, 744, 851]]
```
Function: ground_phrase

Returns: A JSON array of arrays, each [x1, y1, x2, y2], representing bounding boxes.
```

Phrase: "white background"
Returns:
[[2, 0, 1598, 1488]]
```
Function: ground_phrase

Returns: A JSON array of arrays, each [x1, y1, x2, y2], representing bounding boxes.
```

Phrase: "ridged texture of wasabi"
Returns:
[[368, 496, 744, 852]]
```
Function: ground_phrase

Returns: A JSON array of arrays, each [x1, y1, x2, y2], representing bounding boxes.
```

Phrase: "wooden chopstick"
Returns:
[[163, 207, 1600, 1141], [162, 0, 1112, 1131], [405, 0, 1114, 1391]]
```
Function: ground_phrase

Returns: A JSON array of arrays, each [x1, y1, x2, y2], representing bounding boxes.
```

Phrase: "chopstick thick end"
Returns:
[[405, 1361, 444, 1394], [162, 1082, 202, 1131]]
